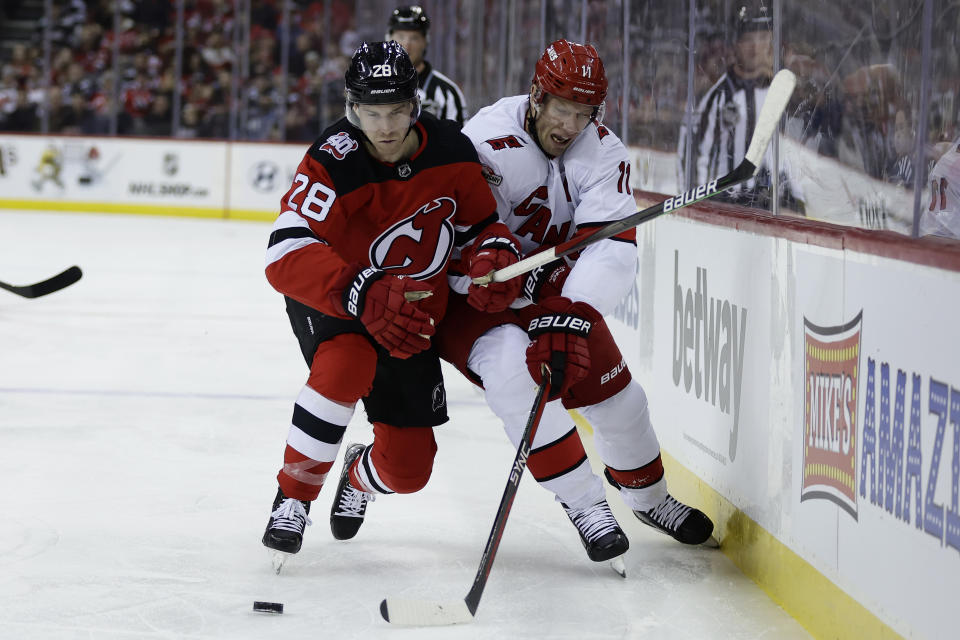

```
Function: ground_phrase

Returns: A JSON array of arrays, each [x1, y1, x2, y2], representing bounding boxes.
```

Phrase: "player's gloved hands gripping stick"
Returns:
[[521, 260, 570, 304], [466, 235, 523, 313], [336, 266, 435, 359], [525, 296, 597, 399]]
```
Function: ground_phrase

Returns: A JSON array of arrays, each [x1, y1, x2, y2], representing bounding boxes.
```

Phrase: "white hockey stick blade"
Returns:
[[743, 69, 796, 169], [379, 597, 474, 626]]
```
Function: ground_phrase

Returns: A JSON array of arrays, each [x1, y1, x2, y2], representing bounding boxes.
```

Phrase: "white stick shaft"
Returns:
[[744, 69, 796, 168], [489, 247, 556, 283]]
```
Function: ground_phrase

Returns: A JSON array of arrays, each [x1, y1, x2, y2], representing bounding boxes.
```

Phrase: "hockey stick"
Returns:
[[0, 266, 83, 299], [379, 371, 552, 626], [475, 69, 797, 285]]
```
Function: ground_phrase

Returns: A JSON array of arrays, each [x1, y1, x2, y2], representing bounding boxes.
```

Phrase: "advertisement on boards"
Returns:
[[0, 135, 225, 211], [796, 249, 960, 640], [639, 220, 774, 511]]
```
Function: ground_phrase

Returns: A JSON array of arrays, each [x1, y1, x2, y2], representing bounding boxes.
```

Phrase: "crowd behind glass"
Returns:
[[0, 0, 956, 236]]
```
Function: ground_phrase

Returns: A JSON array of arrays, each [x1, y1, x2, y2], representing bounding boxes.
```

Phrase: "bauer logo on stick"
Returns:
[[663, 179, 719, 213]]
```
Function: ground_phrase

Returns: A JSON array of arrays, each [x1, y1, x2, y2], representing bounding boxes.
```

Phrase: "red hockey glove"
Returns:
[[521, 260, 570, 303], [467, 235, 523, 312], [339, 267, 435, 359], [525, 296, 598, 399]]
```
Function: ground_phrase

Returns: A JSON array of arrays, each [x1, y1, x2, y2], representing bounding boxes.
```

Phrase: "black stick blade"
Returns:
[[0, 266, 83, 299]]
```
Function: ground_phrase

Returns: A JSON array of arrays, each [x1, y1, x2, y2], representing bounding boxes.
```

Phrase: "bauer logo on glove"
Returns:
[[527, 315, 591, 334]]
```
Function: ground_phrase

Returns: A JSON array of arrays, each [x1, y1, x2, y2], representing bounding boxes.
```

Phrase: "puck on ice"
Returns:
[[253, 601, 284, 614]]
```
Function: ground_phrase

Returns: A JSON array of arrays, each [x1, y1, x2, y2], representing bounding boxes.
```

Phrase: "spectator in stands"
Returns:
[[837, 64, 913, 185], [35, 0, 84, 48], [61, 61, 95, 100], [4, 87, 39, 132], [201, 31, 234, 72], [0, 67, 19, 127], [142, 93, 172, 136], [177, 102, 202, 138], [243, 74, 280, 140], [45, 87, 68, 132], [60, 91, 97, 134], [200, 88, 229, 138]]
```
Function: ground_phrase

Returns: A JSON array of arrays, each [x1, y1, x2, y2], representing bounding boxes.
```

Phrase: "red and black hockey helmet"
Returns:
[[388, 5, 430, 35], [533, 39, 608, 110]]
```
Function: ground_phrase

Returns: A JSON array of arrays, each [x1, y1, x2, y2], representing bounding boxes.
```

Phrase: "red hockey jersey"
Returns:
[[265, 112, 502, 324]]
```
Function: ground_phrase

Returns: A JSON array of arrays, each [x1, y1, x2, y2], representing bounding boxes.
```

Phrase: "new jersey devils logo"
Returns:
[[370, 197, 456, 279]]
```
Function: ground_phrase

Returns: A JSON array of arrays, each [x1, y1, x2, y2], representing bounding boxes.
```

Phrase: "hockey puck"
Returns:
[[253, 601, 284, 614]]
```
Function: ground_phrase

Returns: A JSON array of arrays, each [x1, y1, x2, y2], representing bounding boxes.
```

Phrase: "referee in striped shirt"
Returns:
[[681, 5, 803, 212], [387, 5, 469, 127]]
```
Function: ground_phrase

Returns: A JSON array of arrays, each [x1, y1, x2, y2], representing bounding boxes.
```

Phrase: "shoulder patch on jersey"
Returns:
[[320, 131, 359, 160], [480, 163, 503, 186], [485, 135, 526, 151], [595, 123, 610, 140]]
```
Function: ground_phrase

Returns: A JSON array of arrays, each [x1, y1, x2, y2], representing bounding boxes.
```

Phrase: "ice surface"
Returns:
[[0, 211, 811, 639]]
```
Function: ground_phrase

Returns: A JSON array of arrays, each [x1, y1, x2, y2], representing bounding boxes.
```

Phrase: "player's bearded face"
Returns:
[[532, 94, 594, 157], [354, 102, 415, 162]]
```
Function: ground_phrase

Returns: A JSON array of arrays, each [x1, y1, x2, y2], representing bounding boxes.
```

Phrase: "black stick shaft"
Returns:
[[464, 375, 551, 615]]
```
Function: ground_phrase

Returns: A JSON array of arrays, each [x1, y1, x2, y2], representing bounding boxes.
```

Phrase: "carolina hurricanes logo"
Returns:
[[370, 197, 457, 279], [320, 132, 359, 160]]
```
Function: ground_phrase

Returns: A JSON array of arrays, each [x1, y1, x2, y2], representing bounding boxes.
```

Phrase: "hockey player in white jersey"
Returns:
[[433, 39, 715, 566], [920, 136, 960, 239]]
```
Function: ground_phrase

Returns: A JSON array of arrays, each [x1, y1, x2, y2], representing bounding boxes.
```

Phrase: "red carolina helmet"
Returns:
[[533, 39, 607, 107]]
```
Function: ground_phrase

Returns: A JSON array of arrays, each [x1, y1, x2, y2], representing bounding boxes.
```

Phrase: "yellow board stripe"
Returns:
[[568, 409, 902, 640], [0, 200, 276, 222]]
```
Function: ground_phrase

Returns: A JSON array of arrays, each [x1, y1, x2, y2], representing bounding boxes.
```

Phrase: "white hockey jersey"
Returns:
[[461, 95, 638, 315], [920, 137, 960, 239]]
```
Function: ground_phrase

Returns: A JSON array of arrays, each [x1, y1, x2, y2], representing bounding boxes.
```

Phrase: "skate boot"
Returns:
[[562, 498, 630, 562], [604, 468, 714, 545], [262, 487, 313, 573], [635, 494, 713, 545], [330, 443, 376, 540], [262, 487, 313, 553]]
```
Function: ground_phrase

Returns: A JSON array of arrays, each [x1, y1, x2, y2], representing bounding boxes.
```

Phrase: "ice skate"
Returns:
[[562, 498, 629, 563], [603, 468, 715, 546], [262, 487, 313, 573], [330, 443, 376, 540], [634, 493, 714, 545]]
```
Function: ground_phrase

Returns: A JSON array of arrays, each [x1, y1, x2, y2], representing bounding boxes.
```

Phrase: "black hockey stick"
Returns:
[[379, 371, 553, 626], [475, 69, 797, 285], [0, 266, 83, 298]]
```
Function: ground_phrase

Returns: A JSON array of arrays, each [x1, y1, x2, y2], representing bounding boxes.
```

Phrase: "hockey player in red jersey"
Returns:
[[261, 41, 523, 568], [436, 39, 715, 565]]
